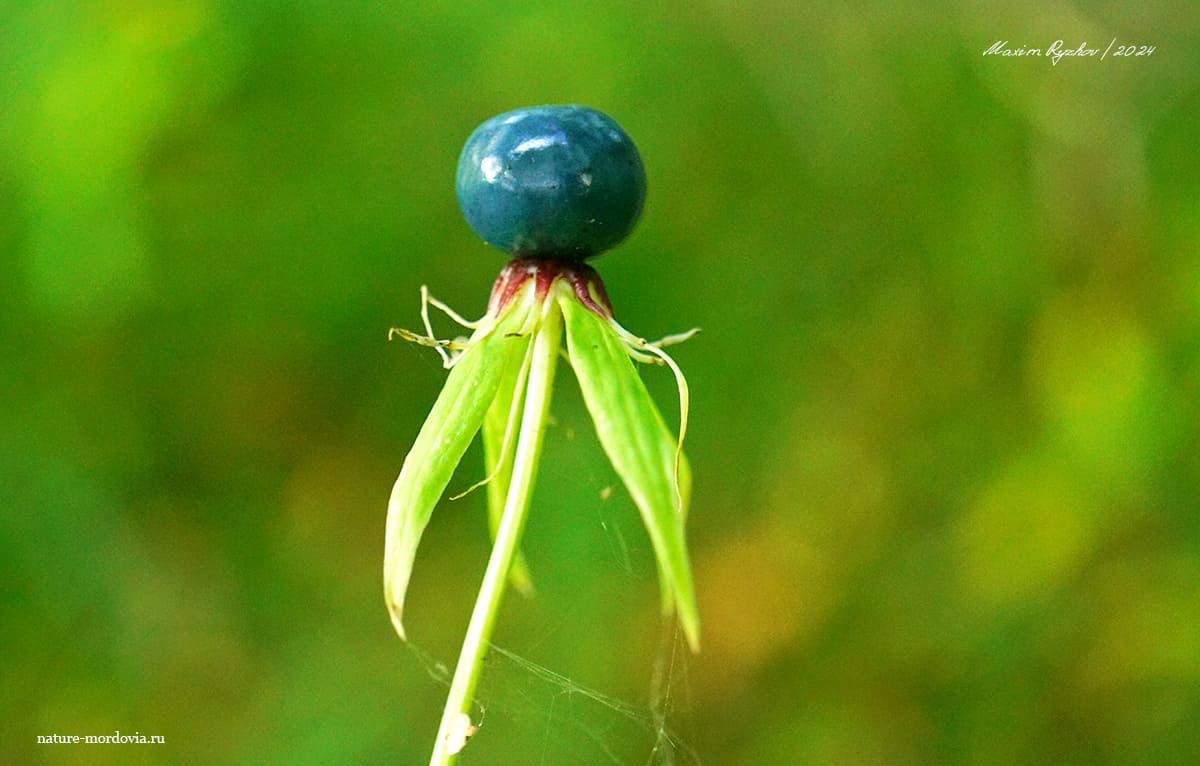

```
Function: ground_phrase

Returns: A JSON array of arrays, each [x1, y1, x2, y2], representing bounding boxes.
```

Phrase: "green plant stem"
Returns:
[[428, 301, 562, 766]]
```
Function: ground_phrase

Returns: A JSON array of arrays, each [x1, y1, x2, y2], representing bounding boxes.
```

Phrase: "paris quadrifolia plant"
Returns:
[[384, 105, 699, 765]]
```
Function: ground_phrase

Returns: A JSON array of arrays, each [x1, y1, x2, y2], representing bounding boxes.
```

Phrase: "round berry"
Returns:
[[456, 105, 646, 260]]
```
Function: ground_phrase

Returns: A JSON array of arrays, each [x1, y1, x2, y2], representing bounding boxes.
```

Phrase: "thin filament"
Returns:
[[609, 320, 692, 514]]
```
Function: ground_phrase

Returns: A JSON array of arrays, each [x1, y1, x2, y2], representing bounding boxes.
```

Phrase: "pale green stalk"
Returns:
[[428, 299, 562, 766]]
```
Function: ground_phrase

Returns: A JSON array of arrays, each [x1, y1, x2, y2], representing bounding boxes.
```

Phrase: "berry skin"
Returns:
[[456, 105, 646, 260]]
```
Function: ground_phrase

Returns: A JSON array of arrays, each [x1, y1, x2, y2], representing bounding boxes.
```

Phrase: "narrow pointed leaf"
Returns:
[[482, 332, 535, 594], [559, 295, 699, 651], [384, 302, 531, 639]]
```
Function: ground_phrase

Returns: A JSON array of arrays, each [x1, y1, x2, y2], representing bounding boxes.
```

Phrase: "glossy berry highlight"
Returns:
[[456, 105, 646, 260]]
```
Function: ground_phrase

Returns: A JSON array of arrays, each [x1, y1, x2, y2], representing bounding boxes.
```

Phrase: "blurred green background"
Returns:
[[3, 1, 1198, 764]]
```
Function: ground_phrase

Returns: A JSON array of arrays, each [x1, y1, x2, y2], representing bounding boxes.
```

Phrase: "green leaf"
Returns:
[[559, 294, 700, 651], [384, 300, 531, 639], [481, 331, 535, 594]]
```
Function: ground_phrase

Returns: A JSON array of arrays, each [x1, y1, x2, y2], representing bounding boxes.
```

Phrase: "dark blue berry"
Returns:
[[456, 105, 646, 260]]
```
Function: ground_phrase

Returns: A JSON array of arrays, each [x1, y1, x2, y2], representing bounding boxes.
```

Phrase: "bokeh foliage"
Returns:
[[3, 1, 1198, 764]]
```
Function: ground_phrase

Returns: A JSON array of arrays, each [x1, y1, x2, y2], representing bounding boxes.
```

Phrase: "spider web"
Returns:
[[406, 621, 701, 766], [402, 485, 701, 766]]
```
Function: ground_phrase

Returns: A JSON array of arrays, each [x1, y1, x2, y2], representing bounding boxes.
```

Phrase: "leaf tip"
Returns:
[[384, 584, 410, 641], [663, 587, 701, 654], [680, 611, 701, 654]]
